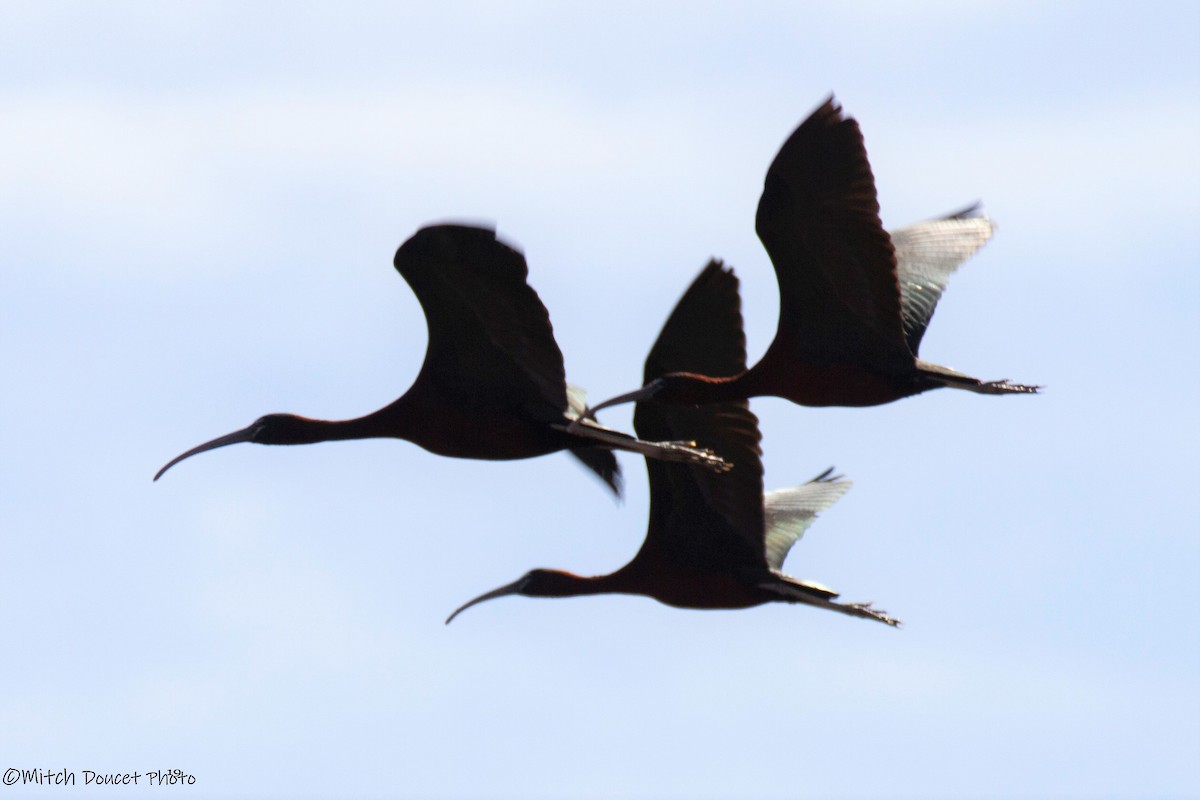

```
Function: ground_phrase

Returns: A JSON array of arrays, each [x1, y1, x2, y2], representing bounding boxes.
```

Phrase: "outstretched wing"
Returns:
[[633, 260, 766, 572], [762, 468, 852, 571], [393, 224, 568, 422], [890, 204, 995, 355], [755, 96, 913, 370]]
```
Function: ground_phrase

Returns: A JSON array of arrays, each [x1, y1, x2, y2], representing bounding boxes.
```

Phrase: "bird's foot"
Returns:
[[980, 378, 1040, 395], [650, 439, 733, 472], [846, 601, 901, 627]]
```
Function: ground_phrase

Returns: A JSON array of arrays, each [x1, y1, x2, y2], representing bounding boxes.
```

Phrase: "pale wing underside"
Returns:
[[564, 383, 588, 420], [890, 205, 994, 354], [762, 474, 852, 571]]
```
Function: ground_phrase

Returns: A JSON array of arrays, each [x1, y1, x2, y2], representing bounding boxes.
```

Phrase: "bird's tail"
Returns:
[[568, 446, 623, 497]]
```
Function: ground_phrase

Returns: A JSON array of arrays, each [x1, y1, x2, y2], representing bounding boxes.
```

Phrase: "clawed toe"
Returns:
[[703, 452, 735, 473], [983, 379, 1040, 394], [662, 441, 732, 472], [850, 602, 901, 627]]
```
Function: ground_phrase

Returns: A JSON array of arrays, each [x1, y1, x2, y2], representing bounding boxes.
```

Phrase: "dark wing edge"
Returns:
[[634, 260, 766, 569], [755, 96, 912, 367], [393, 224, 569, 418], [642, 259, 748, 381]]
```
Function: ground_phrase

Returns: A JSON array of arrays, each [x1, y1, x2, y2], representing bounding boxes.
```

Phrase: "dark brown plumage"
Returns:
[[154, 224, 727, 493], [587, 96, 1038, 417], [448, 260, 898, 625]]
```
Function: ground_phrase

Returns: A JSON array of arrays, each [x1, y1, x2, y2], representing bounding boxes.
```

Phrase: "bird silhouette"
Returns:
[[448, 259, 898, 625], [155, 224, 728, 493], [586, 96, 1038, 417]]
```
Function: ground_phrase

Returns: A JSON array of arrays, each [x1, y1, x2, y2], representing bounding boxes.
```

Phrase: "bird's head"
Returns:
[[445, 569, 587, 624], [154, 413, 320, 481], [651, 373, 702, 403]]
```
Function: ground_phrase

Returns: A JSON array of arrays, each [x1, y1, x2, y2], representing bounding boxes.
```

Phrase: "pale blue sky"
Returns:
[[2, 2, 1198, 798]]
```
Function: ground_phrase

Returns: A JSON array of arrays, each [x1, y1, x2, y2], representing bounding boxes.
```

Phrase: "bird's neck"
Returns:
[[293, 399, 424, 444], [660, 371, 749, 404], [531, 569, 643, 599]]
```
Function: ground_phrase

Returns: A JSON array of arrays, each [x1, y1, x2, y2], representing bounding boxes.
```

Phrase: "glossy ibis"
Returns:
[[448, 260, 898, 625], [586, 96, 1038, 417], [155, 224, 728, 494]]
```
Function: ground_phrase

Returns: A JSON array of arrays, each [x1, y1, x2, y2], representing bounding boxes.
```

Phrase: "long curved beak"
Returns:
[[585, 379, 664, 418], [445, 577, 526, 625], [154, 425, 258, 481]]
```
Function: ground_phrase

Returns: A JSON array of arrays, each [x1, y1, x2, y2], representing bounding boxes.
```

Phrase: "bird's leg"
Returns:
[[557, 422, 732, 472], [918, 361, 1040, 396], [637, 438, 734, 473], [763, 580, 901, 626], [812, 597, 901, 627]]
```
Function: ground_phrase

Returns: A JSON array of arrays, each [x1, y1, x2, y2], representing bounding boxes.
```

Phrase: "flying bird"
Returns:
[[155, 224, 728, 493], [448, 259, 898, 625], [586, 96, 1038, 418]]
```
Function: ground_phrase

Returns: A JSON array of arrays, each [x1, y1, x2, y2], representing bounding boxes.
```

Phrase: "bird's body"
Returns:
[[449, 260, 898, 625], [587, 97, 1037, 417], [460, 562, 771, 610], [155, 224, 727, 492], [252, 394, 573, 461]]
